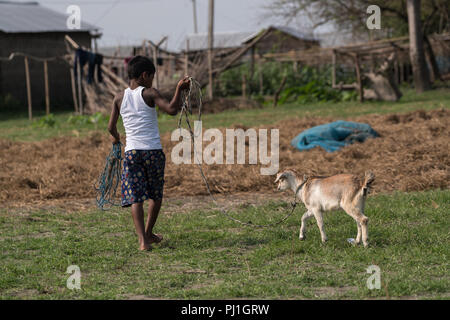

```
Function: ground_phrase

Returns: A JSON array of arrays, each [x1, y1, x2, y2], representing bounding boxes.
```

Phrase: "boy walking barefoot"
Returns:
[[108, 56, 190, 251]]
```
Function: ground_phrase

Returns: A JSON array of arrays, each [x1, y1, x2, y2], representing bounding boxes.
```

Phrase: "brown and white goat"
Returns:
[[275, 170, 375, 247]]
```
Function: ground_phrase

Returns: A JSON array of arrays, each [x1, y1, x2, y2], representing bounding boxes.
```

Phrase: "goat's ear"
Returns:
[[275, 172, 286, 183]]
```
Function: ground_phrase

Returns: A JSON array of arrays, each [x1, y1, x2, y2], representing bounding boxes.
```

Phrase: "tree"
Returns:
[[265, 0, 449, 37], [407, 0, 431, 92], [265, 0, 448, 91]]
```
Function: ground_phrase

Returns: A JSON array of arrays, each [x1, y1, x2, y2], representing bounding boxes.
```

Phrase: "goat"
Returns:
[[275, 170, 375, 247]]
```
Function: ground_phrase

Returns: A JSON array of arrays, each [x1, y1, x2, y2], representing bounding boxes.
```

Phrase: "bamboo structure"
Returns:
[[43, 60, 50, 115], [58, 32, 450, 113], [24, 56, 32, 120]]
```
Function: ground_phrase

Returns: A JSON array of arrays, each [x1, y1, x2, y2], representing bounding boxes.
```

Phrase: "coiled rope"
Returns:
[[178, 77, 301, 228], [95, 142, 123, 210]]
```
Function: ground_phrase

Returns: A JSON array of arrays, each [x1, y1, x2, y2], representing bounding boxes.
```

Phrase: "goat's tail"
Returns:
[[362, 171, 375, 197]]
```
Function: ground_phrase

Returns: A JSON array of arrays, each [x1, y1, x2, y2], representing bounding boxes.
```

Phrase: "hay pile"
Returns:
[[0, 109, 448, 206]]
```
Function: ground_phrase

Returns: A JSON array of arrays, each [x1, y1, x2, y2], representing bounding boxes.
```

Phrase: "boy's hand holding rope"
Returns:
[[95, 142, 122, 210]]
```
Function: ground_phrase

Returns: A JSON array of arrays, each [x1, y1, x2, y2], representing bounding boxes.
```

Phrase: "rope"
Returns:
[[0, 52, 60, 62], [94, 142, 123, 210], [178, 77, 302, 228]]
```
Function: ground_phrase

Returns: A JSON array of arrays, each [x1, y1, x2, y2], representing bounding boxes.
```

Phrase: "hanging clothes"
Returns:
[[74, 48, 103, 84], [88, 52, 103, 83], [73, 48, 89, 80]]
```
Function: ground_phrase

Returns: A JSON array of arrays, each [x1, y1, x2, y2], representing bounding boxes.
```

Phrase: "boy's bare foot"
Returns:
[[139, 243, 152, 251], [148, 233, 163, 244], [139, 238, 152, 251]]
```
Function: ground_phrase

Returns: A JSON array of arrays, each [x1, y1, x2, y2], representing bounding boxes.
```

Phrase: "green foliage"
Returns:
[[67, 114, 90, 125], [67, 112, 108, 129], [33, 113, 57, 128], [279, 80, 358, 104], [216, 62, 357, 104]]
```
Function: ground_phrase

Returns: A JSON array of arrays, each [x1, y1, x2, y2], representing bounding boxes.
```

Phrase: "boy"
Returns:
[[108, 55, 190, 251]]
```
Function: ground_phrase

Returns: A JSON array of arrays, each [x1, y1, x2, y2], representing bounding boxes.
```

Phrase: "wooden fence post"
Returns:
[[332, 50, 337, 87], [24, 56, 32, 120], [44, 60, 50, 115], [273, 73, 287, 107], [77, 55, 83, 115], [152, 45, 159, 89], [70, 67, 79, 113], [242, 73, 247, 98], [258, 56, 263, 95], [353, 53, 364, 103]]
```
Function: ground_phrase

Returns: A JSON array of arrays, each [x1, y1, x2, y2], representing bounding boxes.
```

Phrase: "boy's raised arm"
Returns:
[[148, 77, 190, 116]]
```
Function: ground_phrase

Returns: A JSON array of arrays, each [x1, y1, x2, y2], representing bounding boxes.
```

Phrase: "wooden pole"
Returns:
[[77, 55, 83, 115], [250, 46, 255, 78], [44, 60, 50, 115], [192, 0, 198, 34], [70, 67, 79, 113], [207, 0, 214, 100], [332, 50, 337, 87], [273, 73, 287, 107], [353, 53, 364, 103], [394, 51, 399, 85], [400, 62, 404, 83], [258, 56, 263, 95], [101, 65, 128, 87], [185, 39, 190, 75], [24, 56, 32, 121], [242, 73, 247, 98], [407, 0, 431, 92], [152, 44, 159, 89]]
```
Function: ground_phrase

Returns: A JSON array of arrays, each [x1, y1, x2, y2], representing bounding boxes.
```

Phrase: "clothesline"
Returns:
[[0, 52, 64, 62]]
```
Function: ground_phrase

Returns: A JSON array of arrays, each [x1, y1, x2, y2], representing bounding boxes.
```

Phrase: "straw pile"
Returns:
[[0, 109, 448, 207]]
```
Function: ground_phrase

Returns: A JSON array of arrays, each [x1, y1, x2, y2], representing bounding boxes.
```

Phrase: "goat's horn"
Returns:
[[274, 172, 287, 183]]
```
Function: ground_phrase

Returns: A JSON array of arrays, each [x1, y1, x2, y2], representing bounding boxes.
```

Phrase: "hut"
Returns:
[[241, 26, 320, 55], [0, 1, 100, 112]]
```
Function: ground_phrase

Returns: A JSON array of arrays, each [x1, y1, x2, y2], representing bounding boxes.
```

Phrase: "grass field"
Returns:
[[0, 190, 448, 299], [0, 87, 449, 300]]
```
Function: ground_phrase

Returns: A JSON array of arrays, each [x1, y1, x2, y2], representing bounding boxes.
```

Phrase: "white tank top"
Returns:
[[120, 86, 162, 152]]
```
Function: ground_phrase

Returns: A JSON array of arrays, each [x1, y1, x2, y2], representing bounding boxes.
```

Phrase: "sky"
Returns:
[[29, 0, 291, 50]]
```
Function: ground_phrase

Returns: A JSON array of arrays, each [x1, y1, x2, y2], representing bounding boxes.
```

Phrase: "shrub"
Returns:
[[215, 61, 357, 104], [33, 113, 57, 128]]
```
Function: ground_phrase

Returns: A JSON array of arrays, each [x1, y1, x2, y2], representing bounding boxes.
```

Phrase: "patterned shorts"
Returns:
[[121, 149, 166, 207]]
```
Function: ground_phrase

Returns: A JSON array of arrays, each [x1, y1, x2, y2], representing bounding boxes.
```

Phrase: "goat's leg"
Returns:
[[312, 209, 327, 243], [345, 208, 369, 247], [299, 210, 313, 240], [355, 222, 362, 244], [360, 215, 369, 247]]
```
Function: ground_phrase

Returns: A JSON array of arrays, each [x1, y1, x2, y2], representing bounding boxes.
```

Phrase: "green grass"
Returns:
[[1, 87, 449, 142], [1, 190, 448, 299]]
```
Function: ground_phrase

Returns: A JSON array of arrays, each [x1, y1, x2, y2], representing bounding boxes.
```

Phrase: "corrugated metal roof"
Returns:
[[182, 31, 257, 51], [0, 1, 99, 33], [242, 25, 317, 43]]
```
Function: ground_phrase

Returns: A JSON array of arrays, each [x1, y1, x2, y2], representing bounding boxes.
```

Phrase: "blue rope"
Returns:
[[94, 142, 123, 210]]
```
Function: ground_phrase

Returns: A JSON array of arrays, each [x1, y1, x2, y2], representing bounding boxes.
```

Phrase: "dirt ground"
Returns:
[[1, 108, 448, 209]]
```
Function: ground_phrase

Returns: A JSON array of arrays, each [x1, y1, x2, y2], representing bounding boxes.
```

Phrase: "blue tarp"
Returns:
[[291, 120, 379, 152]]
